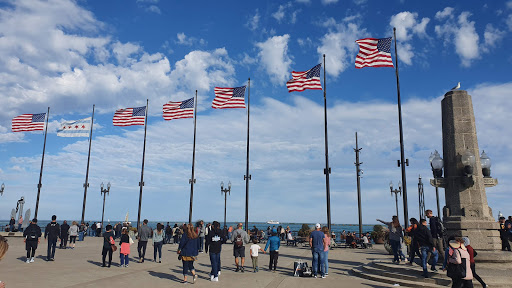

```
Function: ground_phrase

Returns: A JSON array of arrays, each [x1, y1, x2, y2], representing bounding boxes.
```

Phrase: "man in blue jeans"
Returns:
[[415, 219, 438, 278], [309, 223, 325, 278]]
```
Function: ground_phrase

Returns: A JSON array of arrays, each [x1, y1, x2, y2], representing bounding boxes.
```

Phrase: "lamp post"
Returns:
[[100, 182, 111, 235], [390, 181, 402, 217], [220, 181, 231, 229], [429, 150, 444, 218], [480, 151, 492, 177], [0, 183, 4, 196]]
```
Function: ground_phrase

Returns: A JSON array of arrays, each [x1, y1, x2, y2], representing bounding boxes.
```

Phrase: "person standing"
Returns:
[[498, 217, 511, 251], [415, 219, 438, 278], [309, 223, 326, 278], [9, 217, 15, 232], [96, 221, 102, 237], [153, 223, 164, 263], [18, 216, 23, 232], [322, 227, 331, 276], [59, 220, 70, 249], [119, 227, 131, 267], [172, 224, 180, 244], [264, 230, 281, 272], [377, 216, 404, 263], [101, 224, 115, 267], [90, 222, 96, 237], [178, 223, 200, 284], [165, 222, 172, 244], [44, 215, 60, 261], [23, 218, 41, 263], [68, 221, 79, 249], [196, 220, 205, 253], [137, 219, 152, 263], [231, 222, 250, 272], [206, 221, 225, 281], [426, 209, 445, 260]]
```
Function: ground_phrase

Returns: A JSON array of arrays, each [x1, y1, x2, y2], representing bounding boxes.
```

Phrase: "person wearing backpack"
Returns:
[[426, 209, 445, 261], [230, 223, 250, 272], [23, 218, 41, 263], [445, 238, 473, 288], [44, 215, 60, 261]]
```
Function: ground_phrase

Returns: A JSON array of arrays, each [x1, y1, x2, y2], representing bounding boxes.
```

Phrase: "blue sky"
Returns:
[[1, 0, 511, 224]]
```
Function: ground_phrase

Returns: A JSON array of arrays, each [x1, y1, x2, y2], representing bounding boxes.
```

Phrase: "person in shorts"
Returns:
[[231, 223, 250, 272]]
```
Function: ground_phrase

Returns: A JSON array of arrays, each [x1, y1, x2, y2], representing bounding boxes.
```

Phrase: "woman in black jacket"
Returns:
[[205, 221, 226, 281]]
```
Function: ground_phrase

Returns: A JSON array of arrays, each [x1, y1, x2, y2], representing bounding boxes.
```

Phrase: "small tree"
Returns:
[[298, 224, 312, 237]]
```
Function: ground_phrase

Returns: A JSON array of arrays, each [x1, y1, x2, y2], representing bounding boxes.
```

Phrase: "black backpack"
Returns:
[[435, 217, 446, 237], [28, 227, 38, 240]]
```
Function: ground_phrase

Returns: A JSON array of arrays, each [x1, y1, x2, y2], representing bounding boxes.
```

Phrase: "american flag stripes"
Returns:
[[113, 106, 146, 126], [12, 113, 46, 132], [355, 37, 394, 69], [212, 86, 247, 109], [163, 98, 194, 120], [286, 64, 322, 92]]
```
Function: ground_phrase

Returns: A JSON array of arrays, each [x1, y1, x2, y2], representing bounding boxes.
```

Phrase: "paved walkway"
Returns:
[[0, 237, 396, 288]]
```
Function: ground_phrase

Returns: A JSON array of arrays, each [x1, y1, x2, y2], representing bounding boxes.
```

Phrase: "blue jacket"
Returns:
[[178, 233, 200, 257], [265, 235, 281, 252]]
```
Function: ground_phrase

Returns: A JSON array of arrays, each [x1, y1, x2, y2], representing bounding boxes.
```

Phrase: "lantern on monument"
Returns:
[[461, 148, 476, 176], [430, 150, 444, 178], [480, 151, 492, 178]]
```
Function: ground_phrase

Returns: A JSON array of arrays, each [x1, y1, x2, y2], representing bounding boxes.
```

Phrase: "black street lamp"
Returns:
[[0, 183, 4, 196], [390, 181, 402, 217], [100, 182, 111, 235], [429, 150, 444, 218], [220, 181, 231, 229]]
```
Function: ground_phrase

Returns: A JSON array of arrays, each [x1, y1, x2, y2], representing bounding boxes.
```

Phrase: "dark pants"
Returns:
[[451, 278, 474, 288], [501, 236, 511, 251], [102, 246, 113, 266], [409, 243, 421, 263], [199, 236, 204, 251], [26, 241, 38, 258], [96, 228, 101, 236], [47, 238, 57, 260], [470, 263, 486, 287], [173, 235, 179, 244], [182, 260, 195, 275], [210, 252, 221, 277], [138, 240, 148, 260], [154, 241, 163, 261], [390, 239, 401, 262], [269, 251, 279, 271], [60, 234, 68, 248]]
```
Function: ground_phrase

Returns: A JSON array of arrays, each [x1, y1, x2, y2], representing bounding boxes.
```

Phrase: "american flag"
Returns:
[[212, 86, 246, 109], [286, 64, 322, 92], [355, 37, 394, 69], [113, 106, 146, 126], [163, 97, 194, 121], [12, 113, 46, 132]]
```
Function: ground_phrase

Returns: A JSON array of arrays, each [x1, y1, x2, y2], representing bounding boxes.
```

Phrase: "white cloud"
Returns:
[[506, 14, 512, 31], [255, 35, 292, 85], [317, 20, 365, 77], [146, 5, 161, 14], [435, 7, 454, 20], [297, 37, 313, 48], [175, 33, 206, 46], [246, 9, 260, 31], [322, 0, 338, 4], [272, 4, 287, 22], [272, 3, 300, 24], [434, 10, 503, 67], [507, 1, 512, 9], [389, 11, 430, 65], [296, 0, 310, 3]]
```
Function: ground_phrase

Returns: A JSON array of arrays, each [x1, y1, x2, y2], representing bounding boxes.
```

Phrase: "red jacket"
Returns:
[[466, 245, 475, 264]]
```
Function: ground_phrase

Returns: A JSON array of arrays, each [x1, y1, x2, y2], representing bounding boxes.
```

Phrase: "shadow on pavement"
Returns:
[[148, 271, 182, 283], [87, 260, 104, 267]]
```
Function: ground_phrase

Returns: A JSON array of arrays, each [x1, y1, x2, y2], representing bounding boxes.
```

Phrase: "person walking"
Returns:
[[165, 222, 172, 244], [68, 221, 79, 249], [250, 238, 265, 273], [264, 230, 281, 272], [178, 223, 200, 284], [445, 238, 473, 288], [1, 234, 10, 288], [59, 220, 70, 249], [205, 221, 226, 281], [172, 224, 181, 244], [415, 219, 438, 278], [153, 223, 164, 263], [405, 218, 421, 265], [426, 209, 445, 260], [322, 226, 331, 276], [377, 216, 404, 263], [231, 222, 250, 272], [101, 224, 115, 267], [90, 222, 96, 237], [44, 215, 60, 261], [463, 237, 487, 288], [119, 227, 131, 267], [309, 223, 326, 278], [137, 219, 152, 263], [23, 218, 41, 263]]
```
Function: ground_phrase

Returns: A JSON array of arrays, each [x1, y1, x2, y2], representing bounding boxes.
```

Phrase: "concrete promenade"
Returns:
[[0, 236, 396, 288]]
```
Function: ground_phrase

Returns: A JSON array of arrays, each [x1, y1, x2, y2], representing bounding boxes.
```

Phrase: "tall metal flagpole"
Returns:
[[188, 91, 198, 224], [354, 132, 363, 237], [81, 104, 95, 224], [137, 100, 149, 231], [34, 107, 50, 219], [244, 78, 251, 232], [322, 54, 332, 231], [393, 27, 409, 228]]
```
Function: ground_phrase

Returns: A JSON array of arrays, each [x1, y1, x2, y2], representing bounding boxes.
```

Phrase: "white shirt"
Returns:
[[363, 236, 369, 244], [250, 244, 261, 257]]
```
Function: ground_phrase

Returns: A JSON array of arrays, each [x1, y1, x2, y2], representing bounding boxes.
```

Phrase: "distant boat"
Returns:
[[267, 220, 279, 225]]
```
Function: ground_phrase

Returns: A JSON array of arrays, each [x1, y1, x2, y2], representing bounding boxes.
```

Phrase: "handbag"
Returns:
[[111, 244, 117, 252], [129, 236, 134, 245], [447, 249, 466, 279]]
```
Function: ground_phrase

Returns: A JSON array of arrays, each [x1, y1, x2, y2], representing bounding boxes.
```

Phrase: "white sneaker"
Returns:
[[193, 275, 197, 283], [30, 257, 34, 263], [212, 277, 219, 282], [210, 275, 214, 281], [218, 271, 221, 276], [26, 259, 30, 263]]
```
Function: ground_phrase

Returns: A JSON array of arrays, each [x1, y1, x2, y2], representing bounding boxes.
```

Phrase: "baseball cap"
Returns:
[[315, 223, 321, 229]]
